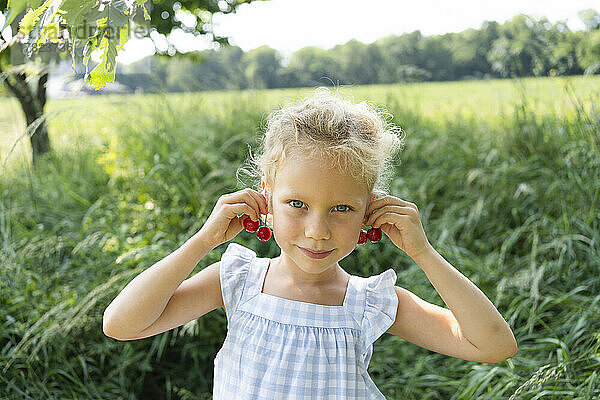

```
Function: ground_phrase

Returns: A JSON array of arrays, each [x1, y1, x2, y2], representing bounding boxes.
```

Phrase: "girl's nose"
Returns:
[[304, 215, 331, 240]]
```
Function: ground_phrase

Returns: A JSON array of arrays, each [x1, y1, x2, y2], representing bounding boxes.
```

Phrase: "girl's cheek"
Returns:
[[272, 208, 295, 226], [279, 213, 299, 227]]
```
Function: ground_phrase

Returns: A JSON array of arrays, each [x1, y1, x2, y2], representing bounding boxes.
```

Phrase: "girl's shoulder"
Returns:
[[355, 268, 399, 354], [221, 242, 257, 263], [219, 242, 257, 322], [351, 268, 397, 300], [219, 242, 257, 290]]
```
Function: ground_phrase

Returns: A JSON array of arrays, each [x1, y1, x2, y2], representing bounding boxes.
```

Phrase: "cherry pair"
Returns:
[[243, 216, 382, 244], [358, 227, 382, 244], [242, 216, 272, 241]]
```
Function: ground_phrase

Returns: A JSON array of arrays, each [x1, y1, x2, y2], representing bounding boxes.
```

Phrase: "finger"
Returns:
[[369, 212, 409, 229], [365, 205, 412, 226], [396, 198, 418, 211], [240, 188, 267, 216], [369, 212, 392, 229], [242, 188, 264, 217], [364, 202, 385, 223], [365, 196, 417, 217], [246, 188, 268, 215], [230, 203, 260, 222], [229, 189, 263, 218], [364, 195, 391, 218], [260, 192, 269, 213]]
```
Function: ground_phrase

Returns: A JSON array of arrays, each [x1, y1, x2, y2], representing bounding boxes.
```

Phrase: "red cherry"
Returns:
[[367, 227, 382, 243], [358, 230, 367, 244], [243, 216, 259, 232], [256, 226, 272, 241]]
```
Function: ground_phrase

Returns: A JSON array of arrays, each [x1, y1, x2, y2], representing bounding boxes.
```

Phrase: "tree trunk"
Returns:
[[2, 66, 51, 167]]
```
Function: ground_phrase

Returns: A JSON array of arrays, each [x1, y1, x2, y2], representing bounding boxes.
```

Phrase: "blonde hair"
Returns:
[[237, 87, 405, 210]]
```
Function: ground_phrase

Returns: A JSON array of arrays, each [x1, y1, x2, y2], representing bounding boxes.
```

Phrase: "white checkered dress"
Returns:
[[213, 242, 398, 399]]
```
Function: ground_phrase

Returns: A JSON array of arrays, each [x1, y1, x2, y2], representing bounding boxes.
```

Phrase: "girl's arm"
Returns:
[[410, 245, 518, 359], [102, 188, 267, 340], [365, 195, 517, 361], [102, 230, 217, 340]]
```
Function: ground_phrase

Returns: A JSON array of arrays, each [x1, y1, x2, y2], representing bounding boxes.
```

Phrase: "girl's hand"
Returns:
[[363, 195, 432, 259], [200, 189, 268, 248]]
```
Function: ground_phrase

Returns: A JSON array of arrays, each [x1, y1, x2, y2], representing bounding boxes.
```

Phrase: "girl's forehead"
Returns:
[[271, 154, 370, 197], [279, 154, 347, 175]]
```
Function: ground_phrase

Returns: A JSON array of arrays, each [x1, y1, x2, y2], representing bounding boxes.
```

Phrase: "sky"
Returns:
[[114, 0, 598, 65]]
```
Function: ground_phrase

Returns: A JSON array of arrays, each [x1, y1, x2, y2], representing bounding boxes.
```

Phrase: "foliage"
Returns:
[[1, 77, 599, 398], [4, 0, 150, 90], [242, 45, 282, 89], [1, 0, 265, 90], [113, 10, 600, 94]]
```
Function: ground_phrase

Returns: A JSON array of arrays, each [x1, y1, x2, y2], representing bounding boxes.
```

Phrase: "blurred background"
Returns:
[[4, 0, 600, 97], [1, 1, 599, 399]]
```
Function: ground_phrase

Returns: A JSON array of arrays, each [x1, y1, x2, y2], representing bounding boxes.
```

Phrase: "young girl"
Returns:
[[103, 88, 517, 399]]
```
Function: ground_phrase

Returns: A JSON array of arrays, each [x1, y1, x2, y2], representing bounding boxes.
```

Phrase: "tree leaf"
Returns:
[[57, 0, 97, 31], [84, 24, 128, 90]]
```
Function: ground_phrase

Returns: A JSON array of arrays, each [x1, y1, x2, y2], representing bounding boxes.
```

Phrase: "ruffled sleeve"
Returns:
[[219, 242, 256, 324], [360, 268, 399, 355]]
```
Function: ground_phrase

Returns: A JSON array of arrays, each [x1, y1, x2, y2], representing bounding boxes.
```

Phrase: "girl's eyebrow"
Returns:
[[281, 190, 363, 205]]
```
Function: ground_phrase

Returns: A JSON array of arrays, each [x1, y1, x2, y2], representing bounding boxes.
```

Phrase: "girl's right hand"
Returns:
[[200, 188, 268, 248]]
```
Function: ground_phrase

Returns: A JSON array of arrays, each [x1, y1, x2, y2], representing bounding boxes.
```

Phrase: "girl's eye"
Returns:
[[290, 200, 303, 209], [288, 201, 353, 212]]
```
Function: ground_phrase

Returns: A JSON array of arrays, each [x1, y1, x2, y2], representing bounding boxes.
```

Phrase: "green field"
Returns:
[[2, 75, 599, 167], [1, 76, 599, 399]]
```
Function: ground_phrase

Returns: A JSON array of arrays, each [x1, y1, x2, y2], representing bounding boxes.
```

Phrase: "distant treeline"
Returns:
[[119, 10, 600, 92]]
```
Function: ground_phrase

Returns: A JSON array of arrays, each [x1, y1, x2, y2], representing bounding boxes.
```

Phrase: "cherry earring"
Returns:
[[366, 227, 382, 242], [357, 227, 382, 245], [242, 216, 259, 232], [358, 194, 382, 245], [256, 225, 272, 241], [259, 193, 273, 241], [243, 215, 272, 241], [358, 229, 368, 244]]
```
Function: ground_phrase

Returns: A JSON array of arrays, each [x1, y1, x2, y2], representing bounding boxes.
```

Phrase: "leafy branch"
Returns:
[[7, 0, 150, 90]]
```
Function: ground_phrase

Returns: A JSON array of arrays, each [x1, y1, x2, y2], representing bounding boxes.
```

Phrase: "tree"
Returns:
[[285, 46, 340, 87], [548, 23, 583, 76], [418, 34, 454, 81], [376, 31, 426, 83], [445, 22, 499, 80], [577, 9, 600, 31], [330, 40, 380, 85], [487, 14, 556, 78], [0, 35, 55, 165], [242, 45, 281, 89], [0, 0, 266, 167], [576, 9, 600, 74]]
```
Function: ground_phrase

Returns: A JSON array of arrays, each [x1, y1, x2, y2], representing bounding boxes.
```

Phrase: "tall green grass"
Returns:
[[1, 76, 599, 399]]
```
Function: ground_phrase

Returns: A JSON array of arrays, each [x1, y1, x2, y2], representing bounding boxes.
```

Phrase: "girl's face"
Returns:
[[265, 155, 372, 278]]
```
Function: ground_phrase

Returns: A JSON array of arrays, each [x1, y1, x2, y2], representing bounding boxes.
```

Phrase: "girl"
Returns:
[[103, 88, 517, 399]]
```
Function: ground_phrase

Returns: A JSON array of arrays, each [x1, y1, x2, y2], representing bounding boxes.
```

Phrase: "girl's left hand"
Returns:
[[363, 195, 432, 258]]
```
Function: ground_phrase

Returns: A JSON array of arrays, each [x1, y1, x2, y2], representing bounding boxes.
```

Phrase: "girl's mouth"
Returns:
[[298, 246, 334, 259]]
